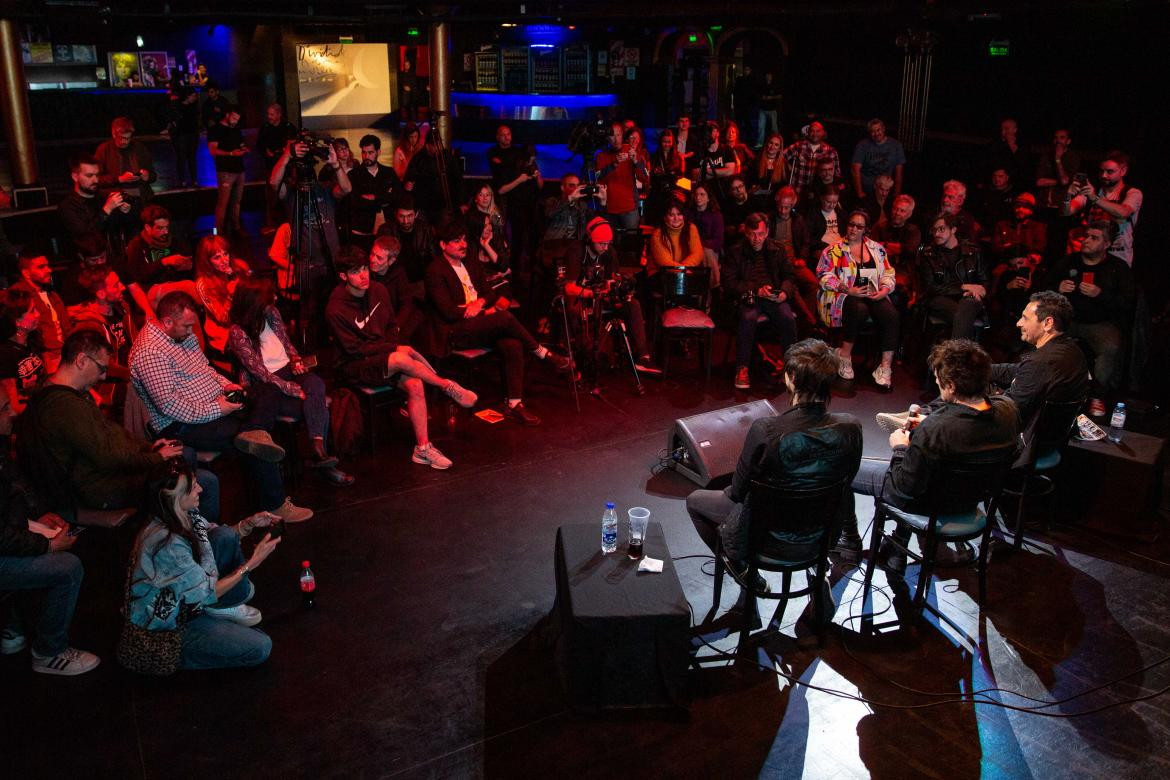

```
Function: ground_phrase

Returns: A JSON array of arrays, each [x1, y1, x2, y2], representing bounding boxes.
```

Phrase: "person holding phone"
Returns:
[[1044, 221, 1135, 392], [123, 462, 280, 671], [816, 209, 899, 388]]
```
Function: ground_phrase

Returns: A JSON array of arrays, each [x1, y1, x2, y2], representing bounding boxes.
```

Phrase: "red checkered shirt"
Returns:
[[783, 141, 841, 194], [129, 320, 231, 433]]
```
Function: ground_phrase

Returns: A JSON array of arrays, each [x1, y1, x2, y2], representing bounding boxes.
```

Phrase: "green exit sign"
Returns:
[[407, 27, 421, 37], [988, 39, 1009, 57], [688, 34, 698, 43]]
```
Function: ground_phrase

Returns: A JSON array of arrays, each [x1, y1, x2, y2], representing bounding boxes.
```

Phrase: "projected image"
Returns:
[[296, 43, 392, 128]]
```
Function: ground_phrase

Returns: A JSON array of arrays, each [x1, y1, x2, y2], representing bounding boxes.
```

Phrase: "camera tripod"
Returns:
[[553, 285, 645, 402], [279, 174, 335, 350]]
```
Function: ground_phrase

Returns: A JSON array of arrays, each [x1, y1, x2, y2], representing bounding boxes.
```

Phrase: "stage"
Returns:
[[5, 354, 1170, 779]]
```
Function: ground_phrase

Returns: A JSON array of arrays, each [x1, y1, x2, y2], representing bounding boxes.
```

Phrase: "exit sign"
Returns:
[[988, 39, 1009, 57]]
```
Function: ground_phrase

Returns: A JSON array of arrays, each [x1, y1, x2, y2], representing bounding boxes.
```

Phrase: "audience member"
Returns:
[[801, 157, 847, 213], [123, 463, 279, 671], [368, 235, 424, 345], [58, 154, 133, 261], [490, 124, 544, 256], [674, 116, 695, 169], [1063, 150, 1142, 267], [689, 121, 737, 185], [595, 121, 649, 232], [94, 117, 157, 206], [256, 103, 297, 232], [767, 186, 818, 326], [129, 291, 311, 522], [686, 338, 862, 567], [123, 204, 194, 319], [394, 122, 422, 180], [939, 179, 981, 241], [67, 265, 133, 373], [870, 194, 921, 310], [326, 247, 475, 468], [0, 287, 45, 412], [348, 134, 401, 251], [228, 277, 352, 484], [649, 129, 685, 191], [721, 176, 753, 241], [857, 174, 895, 230], [806, 182, 845, 259], [464, 183, 505, 243], [403, 128, 461, 223], [783, 121, 840, 196], [0, 391, 98, 676], [758, 72, 782, 145], [724, 121, 756, 173], [200, 82, 228, 130], [816, 209, 899, 387], [688, 183, 724, 284], [984, 117, 1030, 189], [1044, 222, 1134, 393], [850, 119, 905, 198], [11, 247, 69, 373], [194, 235, 251, 359], [975, 167, 1016, 233], [424, 219, 570, 426], [724, 213, 798, 391], [207, 105, 248, 237], [918, 213, 989, 339], [164, 85, 200, 188], [1035, 128, 1081, 212], [989, 192, 1047, 332], [749, 133, 787, 204], [648, 203, 704, 278]]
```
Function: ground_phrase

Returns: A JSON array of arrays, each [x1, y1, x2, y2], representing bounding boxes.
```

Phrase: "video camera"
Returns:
[[294, 130, 335, 160], [567, 116, 612, 157]]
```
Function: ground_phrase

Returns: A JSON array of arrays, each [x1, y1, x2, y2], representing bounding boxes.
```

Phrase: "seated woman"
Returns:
[[749, 133, 787, 205], [463, 182, 505, 241], [647, 203, 704, 278], [227, 277, 353, 486], [194, 234, 250, 361], [687, 183, 724, 288], [0, 287, 45, 414], [724, 120, 756, 174], [469, 212, 513, 301], [816, 209, 899, 389], [122, 463, 280, 672]]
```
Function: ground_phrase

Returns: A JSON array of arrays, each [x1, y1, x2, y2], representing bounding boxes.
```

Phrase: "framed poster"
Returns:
[[297, 43, 392, 129], [139, 51, 170, 86], [72, 44, 97, 64], [29, 42, 53, 64], [108, 52, 138, 87]]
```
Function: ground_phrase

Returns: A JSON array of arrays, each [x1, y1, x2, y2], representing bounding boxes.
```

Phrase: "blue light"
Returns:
[[450, 91, 619, 120], [530, 44, 556, 49], [523, 24, 567, 46]]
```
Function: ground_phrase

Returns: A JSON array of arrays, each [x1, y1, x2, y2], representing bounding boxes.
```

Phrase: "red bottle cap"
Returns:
[[302, 560, 311, 568]]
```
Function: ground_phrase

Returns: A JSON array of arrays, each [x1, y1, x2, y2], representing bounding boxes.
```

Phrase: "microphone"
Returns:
[[902, 403, 921, 431]]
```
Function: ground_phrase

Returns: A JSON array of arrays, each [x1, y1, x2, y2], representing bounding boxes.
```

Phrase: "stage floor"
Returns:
[[5, 351, 1170, 779]]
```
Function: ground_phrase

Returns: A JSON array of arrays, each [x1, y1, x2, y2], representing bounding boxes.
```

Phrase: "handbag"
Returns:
[[115, 535, 185, 676]]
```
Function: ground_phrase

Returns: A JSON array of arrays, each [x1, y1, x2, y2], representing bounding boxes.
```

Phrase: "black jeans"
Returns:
[[449, 310, 540, 399], [927, 295, 984, 339], [162, 414, 284, 512], [737, 299, 797, 368], [842, 296, 900, 351]]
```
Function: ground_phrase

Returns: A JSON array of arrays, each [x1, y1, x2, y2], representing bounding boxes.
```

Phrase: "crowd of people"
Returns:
[[0, 92, 1144, 678]]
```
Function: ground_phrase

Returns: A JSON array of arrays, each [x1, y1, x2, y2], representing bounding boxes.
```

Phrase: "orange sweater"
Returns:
[[648, 223, 704, 275]]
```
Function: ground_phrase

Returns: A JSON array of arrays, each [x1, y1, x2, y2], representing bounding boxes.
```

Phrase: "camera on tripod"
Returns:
[[294, 130, 334, 161]]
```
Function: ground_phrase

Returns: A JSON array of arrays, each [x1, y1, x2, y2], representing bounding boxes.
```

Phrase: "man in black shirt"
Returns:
[[326, 247, 475, 470], [384, 193, 435, 285], [201, 81, 229, 130], [165, 85, 201, 188], [722, 176, 753, 242], [348, 134, 400, 251], [687, 338, 862, 567], [207, 105, 247, 237], [1044, 223, 1133, 392], [918, 212, 989, 339], [368, 235, 423, 345], [690, 121, 736, 185], [723, 213, 797, 391], [256, 103, 297, 232], [58, 155, 133, 264], [489, 124, 540, 270]]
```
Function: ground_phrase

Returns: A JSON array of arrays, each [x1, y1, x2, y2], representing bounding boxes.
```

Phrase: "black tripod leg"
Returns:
[[554, 295, 581, 413], [613, 319, 644, 395]]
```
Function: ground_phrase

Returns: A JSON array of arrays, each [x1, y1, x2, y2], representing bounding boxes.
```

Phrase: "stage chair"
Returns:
[[659, 265, 715, 385], [711, 476, 851, 652], [989, 397, 1084, 550], [860, 456, 1012, 636]]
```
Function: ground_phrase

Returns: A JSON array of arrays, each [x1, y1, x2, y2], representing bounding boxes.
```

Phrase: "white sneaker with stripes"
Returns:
[[31, 647, 100, 676]]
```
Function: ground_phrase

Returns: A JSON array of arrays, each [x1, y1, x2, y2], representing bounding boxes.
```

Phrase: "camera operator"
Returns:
[[594, 121, 649, 232], [562, 217, 656, 374], [269, 135, 351, 346]]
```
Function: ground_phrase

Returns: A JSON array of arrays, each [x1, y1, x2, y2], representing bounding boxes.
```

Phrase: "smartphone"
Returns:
[[1073, 172, 1089, 188], [224, 389, 246, 405], [1082, 271, 1095, 286], [267, 520, 284, 540]]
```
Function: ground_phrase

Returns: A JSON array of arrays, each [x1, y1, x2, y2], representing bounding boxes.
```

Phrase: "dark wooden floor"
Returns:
[[4, 342, 1169, 779]]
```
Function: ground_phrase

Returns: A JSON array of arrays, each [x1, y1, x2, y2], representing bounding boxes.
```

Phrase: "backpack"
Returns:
[[329, 388, 365, 458]]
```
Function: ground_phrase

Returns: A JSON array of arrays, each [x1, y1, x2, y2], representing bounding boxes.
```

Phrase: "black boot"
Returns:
[[831, 515, 863, 564]]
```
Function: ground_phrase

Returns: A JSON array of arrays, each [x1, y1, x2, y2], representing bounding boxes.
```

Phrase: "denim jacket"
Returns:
[[127, 512, 218, 630]]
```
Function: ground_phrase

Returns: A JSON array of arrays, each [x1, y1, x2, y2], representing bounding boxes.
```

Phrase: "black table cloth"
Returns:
[[553, 521, 691, 710]]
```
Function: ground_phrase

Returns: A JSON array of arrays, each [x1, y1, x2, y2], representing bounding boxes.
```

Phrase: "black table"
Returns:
[[1060, 430, 1166, 540], [553, 521, 691, 710]]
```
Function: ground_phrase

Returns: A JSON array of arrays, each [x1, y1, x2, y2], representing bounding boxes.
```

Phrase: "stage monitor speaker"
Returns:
[[668, 399, 779, 486]]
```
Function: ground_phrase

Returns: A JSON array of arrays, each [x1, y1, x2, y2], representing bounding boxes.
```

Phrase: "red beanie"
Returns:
[[586, 216, 614, 243]]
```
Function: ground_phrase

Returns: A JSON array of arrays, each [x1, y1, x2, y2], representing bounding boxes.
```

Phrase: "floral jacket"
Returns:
[[815, 238, 896, 327]]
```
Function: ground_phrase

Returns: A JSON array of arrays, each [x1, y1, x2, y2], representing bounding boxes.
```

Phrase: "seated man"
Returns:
[[368, 235, 424, 345], [123, 204, 194, 319], [918, 212, 989, 339], [0, 390, 99, 675], [837, 339, 1019, 567], [989, 192, 1047, 336], [562, 217, 655, 375], [687, 339, 862, 569], [722, 213, 798, 391], [870, 194, 921, 312], [425, 219, 572, 427], [11, 246, 70, 374], [325, 246, 477, 470], [18, 329, 220, 519], [1044, 221, 1134, 394], [129, 292, 311, 522]]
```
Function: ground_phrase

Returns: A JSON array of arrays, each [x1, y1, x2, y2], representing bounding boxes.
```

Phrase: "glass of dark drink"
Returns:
[[627, 507, 650, 559]]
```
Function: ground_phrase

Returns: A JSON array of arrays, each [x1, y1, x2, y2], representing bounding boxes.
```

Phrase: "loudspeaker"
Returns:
[[668, 399, 779, 486]]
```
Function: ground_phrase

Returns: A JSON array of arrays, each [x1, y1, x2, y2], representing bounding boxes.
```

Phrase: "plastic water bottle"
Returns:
[[300, 560, 316, 608], [601, 502, 618, 554], [1108, 403, 1127, 444]]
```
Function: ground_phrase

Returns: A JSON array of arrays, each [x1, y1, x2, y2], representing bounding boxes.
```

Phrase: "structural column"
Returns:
[[0, 19, 39, 185], [429, 21, 451, 147]]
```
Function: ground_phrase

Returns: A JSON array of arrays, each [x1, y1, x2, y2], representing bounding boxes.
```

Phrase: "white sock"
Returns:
[[507, 399, 522, 409], [533, 346, 549, 359]]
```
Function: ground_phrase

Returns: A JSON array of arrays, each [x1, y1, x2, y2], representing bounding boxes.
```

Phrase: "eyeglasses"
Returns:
[[847, 222, 868, 230], [84, 354, 109, 375]]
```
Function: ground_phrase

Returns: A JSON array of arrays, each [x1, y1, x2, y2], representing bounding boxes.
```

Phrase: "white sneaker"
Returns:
[[204, 603, 262, 627], [837, 352, 855, 380], [876, 411, 912, 434], [443, 382, 478, 409], [1, 627, 28, 655], [872, 365, 893, 389], [412, 442, 452, 470], [31, 647, 100, 676]]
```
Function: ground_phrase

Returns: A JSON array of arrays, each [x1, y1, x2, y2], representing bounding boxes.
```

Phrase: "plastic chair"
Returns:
[[711, 476, 851, 652], [659, 265, 715, 385]]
